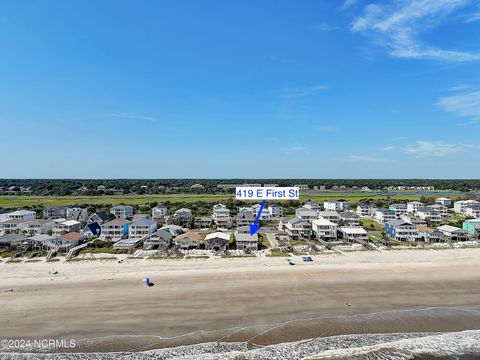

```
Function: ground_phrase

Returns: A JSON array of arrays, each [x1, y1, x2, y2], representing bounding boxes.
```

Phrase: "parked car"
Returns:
[[302, 256, 313, 262]]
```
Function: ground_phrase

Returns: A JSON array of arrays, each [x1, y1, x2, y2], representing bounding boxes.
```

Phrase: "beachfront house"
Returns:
[[0, 219, 24, 235], [311, 218, 337, 241], [174, 231, 201, 249], [205, 231, 230, 251], [465, 205, 480, 218], [338, 227, 368, 243], [356, 203, 372, 217], [110, 205, 134, 219], [285, 217, 312, 240], [100, 219, 130, 241], [235, 226, 258, 251], [374, 208, 396, 224], [437, 225, 469, 242], [463, 219, 480, 238], [417, 226, 445, 243], [128, 218, 157, 239], [143, 229, 173, 250], [385, 220, 421, 242]]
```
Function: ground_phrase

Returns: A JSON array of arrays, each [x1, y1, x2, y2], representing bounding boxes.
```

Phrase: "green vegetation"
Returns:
[[25, 259, 42, 263], [66, 257, 117, 262], [0, 251, 14, 258], [46, 258, 60, 262], [6, 259, 22, 263], [267, 248, 288, 257], [360, 219, 384, 232], [221, 254, 256, 258], [0, 192, 466, 208], [147, 255, 184, 260], [185, 255, 209, 259]]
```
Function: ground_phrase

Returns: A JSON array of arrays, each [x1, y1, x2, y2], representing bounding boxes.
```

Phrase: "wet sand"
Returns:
[[0, 249, 480, 352]]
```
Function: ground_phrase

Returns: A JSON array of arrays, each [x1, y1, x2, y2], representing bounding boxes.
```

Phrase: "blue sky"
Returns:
[[1, 0, 480, 178]]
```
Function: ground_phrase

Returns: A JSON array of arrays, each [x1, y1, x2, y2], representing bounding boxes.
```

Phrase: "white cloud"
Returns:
[[342, 0, 358, 10], [281, 84, 328, 98], [105, 112, 157, 122], [289, 146, 307, 151], [382, 146, 396, 151], [313, 124, 337, 132], [343, 154, 389, 162], [351, 0, 480, 62], [316, 22, 341, 31], [437, 89, 480, 120], [403, 141, 462, 156]]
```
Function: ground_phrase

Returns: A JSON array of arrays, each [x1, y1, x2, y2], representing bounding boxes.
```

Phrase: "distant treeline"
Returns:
[[0, 179, 479, 196]]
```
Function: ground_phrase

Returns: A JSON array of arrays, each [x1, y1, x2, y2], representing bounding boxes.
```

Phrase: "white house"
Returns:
[[437, 225, 469, 241], [303, 201, 322, 213], [436, 197, 452, 207], [285, 217, 312, 240], [128, 218, 157, 239], [338, 227, 368, 243], [340, 211, 361, 226], [323, 200, 349, 212], [4, 210, 36, 222], [417, 208, 442, 225], [213, 204, 233, 227], [311, 218, 337, 241], [407, 201, 424, 214], [205, 231, 230, 251], [385, 220, 421, 242], [152, 205, 168, 219], [110, 205, 133, 219], [356, 203, 372, 217], [52, 220, 81, 236], [295, 207, 318, 222], [100, 219, 130, 241], [252, 204, 271, 221], [388, 204, 407, 217], [465, 205, 480, 218], [374, 208, 396, 224], [318, 211, 341, 224], [19, 219, 54, 236], [426, 204, 448, 218], [267, 204, 283, 219], [454, 200, 480, 214]]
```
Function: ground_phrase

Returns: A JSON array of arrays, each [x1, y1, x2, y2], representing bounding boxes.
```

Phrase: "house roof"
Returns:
[[312, 218, 335, 226], [0, 233, 26, 243], [236, 225, 251, 233], [130, 218, 156, 227], [111, 205, 133, 210], [318, 211, 340, 217], [8, 210, 35, 215], [27, 234, 53, 242], [288, 217, 307, 225], [84, 222, 101, 235], [175, 231, 201, 241], [386, 219, 413, 227], [151, 229, 173, 240], [96, 211, 111, 222], [341, 211, 360, 218], [236, 233, 258, 242], [205, 232, 230, 241], [437, 225, 468, 234], [103, 219, 130, 226], [339, 227, 367, 234], [377, 208, 395, 214], [62, 220, 80, 226], [61, 232, 84, 242]]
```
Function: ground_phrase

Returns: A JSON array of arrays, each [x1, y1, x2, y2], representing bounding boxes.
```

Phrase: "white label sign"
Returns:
[[235, 187, 299, 200]]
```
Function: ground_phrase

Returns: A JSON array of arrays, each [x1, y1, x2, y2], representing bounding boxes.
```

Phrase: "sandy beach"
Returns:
[[1, 249, 480, 353]]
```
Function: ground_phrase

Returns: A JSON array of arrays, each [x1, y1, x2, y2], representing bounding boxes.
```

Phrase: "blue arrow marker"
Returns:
[[250, 200, 266, 236]]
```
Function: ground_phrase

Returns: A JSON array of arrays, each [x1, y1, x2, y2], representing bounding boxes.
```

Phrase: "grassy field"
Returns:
[[0, 192, 463, 207]]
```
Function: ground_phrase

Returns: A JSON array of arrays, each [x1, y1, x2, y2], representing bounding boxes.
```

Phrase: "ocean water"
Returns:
[[0, 331, 479, 360]]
